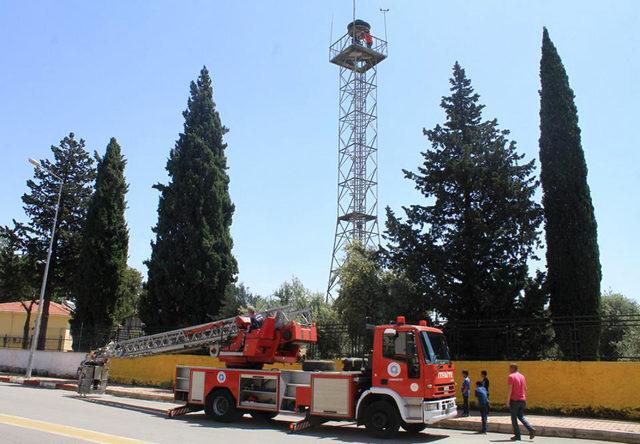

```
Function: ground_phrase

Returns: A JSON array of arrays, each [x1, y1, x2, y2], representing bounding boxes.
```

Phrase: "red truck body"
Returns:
[[174, 316, 457, 438]]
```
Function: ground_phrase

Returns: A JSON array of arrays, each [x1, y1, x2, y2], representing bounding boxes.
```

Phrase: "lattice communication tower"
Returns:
[[327, 19, 388, 301]]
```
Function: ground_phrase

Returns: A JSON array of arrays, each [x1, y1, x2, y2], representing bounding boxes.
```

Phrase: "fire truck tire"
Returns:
[[206, 389, 241, 422], [250, 411, 278, 421], [302, 360, 336, 371], [402, 422, 427, 434], [363, 400, 401, 438]]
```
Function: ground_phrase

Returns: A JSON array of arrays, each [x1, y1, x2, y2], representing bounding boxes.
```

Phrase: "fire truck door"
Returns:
[[378, 329, 421, 398]]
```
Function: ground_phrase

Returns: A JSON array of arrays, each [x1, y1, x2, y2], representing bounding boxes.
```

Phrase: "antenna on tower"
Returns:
[[326, 13, 388, 301], [329, 13, 334, 46], [379, 8, 390, 42]]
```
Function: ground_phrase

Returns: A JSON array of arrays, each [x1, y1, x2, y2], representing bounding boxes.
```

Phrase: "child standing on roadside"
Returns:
[[475, 381, 489, 433], [461, 370, 470, 417]]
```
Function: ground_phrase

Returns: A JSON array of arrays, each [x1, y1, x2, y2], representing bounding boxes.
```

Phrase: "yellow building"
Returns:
[[0, 301, 73, 351]]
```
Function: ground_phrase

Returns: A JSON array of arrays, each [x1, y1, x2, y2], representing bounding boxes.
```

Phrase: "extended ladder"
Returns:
[[99, 305, 311, 359]]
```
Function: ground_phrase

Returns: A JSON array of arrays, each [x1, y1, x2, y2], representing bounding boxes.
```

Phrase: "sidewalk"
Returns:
[[433, 411, 640, 443], [2, 373, 639, 442]]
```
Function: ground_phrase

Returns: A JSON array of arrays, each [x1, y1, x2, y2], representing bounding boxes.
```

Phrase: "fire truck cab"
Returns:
[[175, 316, 456, 438]]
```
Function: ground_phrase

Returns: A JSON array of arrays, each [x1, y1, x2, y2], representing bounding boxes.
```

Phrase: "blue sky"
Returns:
[[1, 1, 638, 301]]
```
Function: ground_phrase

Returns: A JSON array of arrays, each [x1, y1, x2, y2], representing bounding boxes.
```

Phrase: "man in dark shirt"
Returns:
[[481, 370, 490, 398]]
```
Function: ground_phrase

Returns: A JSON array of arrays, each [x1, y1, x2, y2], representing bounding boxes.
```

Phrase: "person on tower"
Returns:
[[363, 30, 373, 48]]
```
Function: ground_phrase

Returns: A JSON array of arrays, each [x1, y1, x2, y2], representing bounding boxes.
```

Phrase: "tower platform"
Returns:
[[329, 33, 388, 73]]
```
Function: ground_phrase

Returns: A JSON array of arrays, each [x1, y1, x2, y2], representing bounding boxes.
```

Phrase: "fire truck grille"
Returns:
[[435, 383, 455, 395]]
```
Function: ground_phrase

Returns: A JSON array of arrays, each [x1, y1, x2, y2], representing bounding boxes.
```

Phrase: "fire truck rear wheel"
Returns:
[[363, 400, 401, 438], [402, 422, 427, 434], [207, 389, 240, 422]]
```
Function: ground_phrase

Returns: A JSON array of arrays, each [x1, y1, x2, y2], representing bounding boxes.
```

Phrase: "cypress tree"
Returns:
[[13, 133, 95, 349], [539, 28, 602, 358], [71, 138, 129, 350], [142, 67, 237, 330], [386, 63, 543, 357]]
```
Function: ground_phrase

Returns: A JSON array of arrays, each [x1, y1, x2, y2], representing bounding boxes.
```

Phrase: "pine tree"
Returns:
[[385, 63, 543, 357], [0, 228, 37, 303], [14, 133, 95, 349], [142, 67, 237, 330], [71, 138, 129, 350], [539, 28, 602, 358]]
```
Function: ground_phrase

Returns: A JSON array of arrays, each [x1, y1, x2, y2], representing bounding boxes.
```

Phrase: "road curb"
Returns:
[[1, 375, 78, 391], [434, 418, 640, 444]]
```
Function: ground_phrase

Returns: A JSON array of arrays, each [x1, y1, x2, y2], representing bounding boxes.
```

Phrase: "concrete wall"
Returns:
[[453, 361, 640, 411], [110, 356, 640, 411], [0, 348, 84, 377]]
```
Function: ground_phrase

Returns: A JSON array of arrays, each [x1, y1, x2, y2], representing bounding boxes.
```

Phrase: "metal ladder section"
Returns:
[[102, 306, 312, 359]]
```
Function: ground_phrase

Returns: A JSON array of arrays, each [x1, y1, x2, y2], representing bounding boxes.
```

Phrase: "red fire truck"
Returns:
[[78, 306, 456, 439]]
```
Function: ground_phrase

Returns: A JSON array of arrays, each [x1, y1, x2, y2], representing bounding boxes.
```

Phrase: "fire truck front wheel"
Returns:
[[206, 389, 241, 422], [363, 400, 401, 439]]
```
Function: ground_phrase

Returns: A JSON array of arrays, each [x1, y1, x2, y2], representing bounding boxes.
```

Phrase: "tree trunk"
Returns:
[[37, 299, 51, 350], [20, 298, 36, 350]]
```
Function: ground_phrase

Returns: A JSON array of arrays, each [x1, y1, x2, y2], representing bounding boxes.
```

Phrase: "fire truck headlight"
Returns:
[[425, 403, 440, 411]]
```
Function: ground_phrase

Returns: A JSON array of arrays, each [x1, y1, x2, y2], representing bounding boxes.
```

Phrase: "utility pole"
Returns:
[[25, 158, 63, 378]]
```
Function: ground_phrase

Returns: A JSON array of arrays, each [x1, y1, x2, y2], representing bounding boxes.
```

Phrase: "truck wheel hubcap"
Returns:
[[213, 397, 229, 415], [371, 412, 388, 429]]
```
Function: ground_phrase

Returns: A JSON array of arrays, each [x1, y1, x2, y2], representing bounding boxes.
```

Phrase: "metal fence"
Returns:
[[443, 314, 640, 361], [5, 314, 639, 361], [302, 315, 640, 361], [1, 335, 72, 352]]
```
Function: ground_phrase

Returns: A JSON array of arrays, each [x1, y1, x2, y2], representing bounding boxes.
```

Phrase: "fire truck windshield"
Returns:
[[420, 331, 451, 364]]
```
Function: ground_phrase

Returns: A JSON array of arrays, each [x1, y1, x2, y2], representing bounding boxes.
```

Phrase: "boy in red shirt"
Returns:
[[507, 363, 535, 441]]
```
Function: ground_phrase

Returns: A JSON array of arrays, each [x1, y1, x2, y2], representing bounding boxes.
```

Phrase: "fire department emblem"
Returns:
[[216, 371, 226, 383], [387, 362, 401, 377]]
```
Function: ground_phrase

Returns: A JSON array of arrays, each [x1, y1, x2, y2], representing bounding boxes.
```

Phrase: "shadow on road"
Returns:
[[66, 393, 450, 443], [177, 413, 450, 443], [69, 395, 173, 416]]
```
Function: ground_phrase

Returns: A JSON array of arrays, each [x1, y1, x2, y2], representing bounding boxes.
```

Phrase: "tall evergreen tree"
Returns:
[[386, 63, 543, 357], [0, 228, 37, 303], [142, 67, 237, 329], [11, 133, 95, 349], [539, 28, 602, 358], [71, 138, 129, 350]]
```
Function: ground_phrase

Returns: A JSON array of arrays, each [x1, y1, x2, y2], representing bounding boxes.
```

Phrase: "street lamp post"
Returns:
[[25, 158, 63, 378]]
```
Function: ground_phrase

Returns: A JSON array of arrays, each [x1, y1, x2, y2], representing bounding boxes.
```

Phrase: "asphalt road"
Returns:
[[0, 382, 614, 444]]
